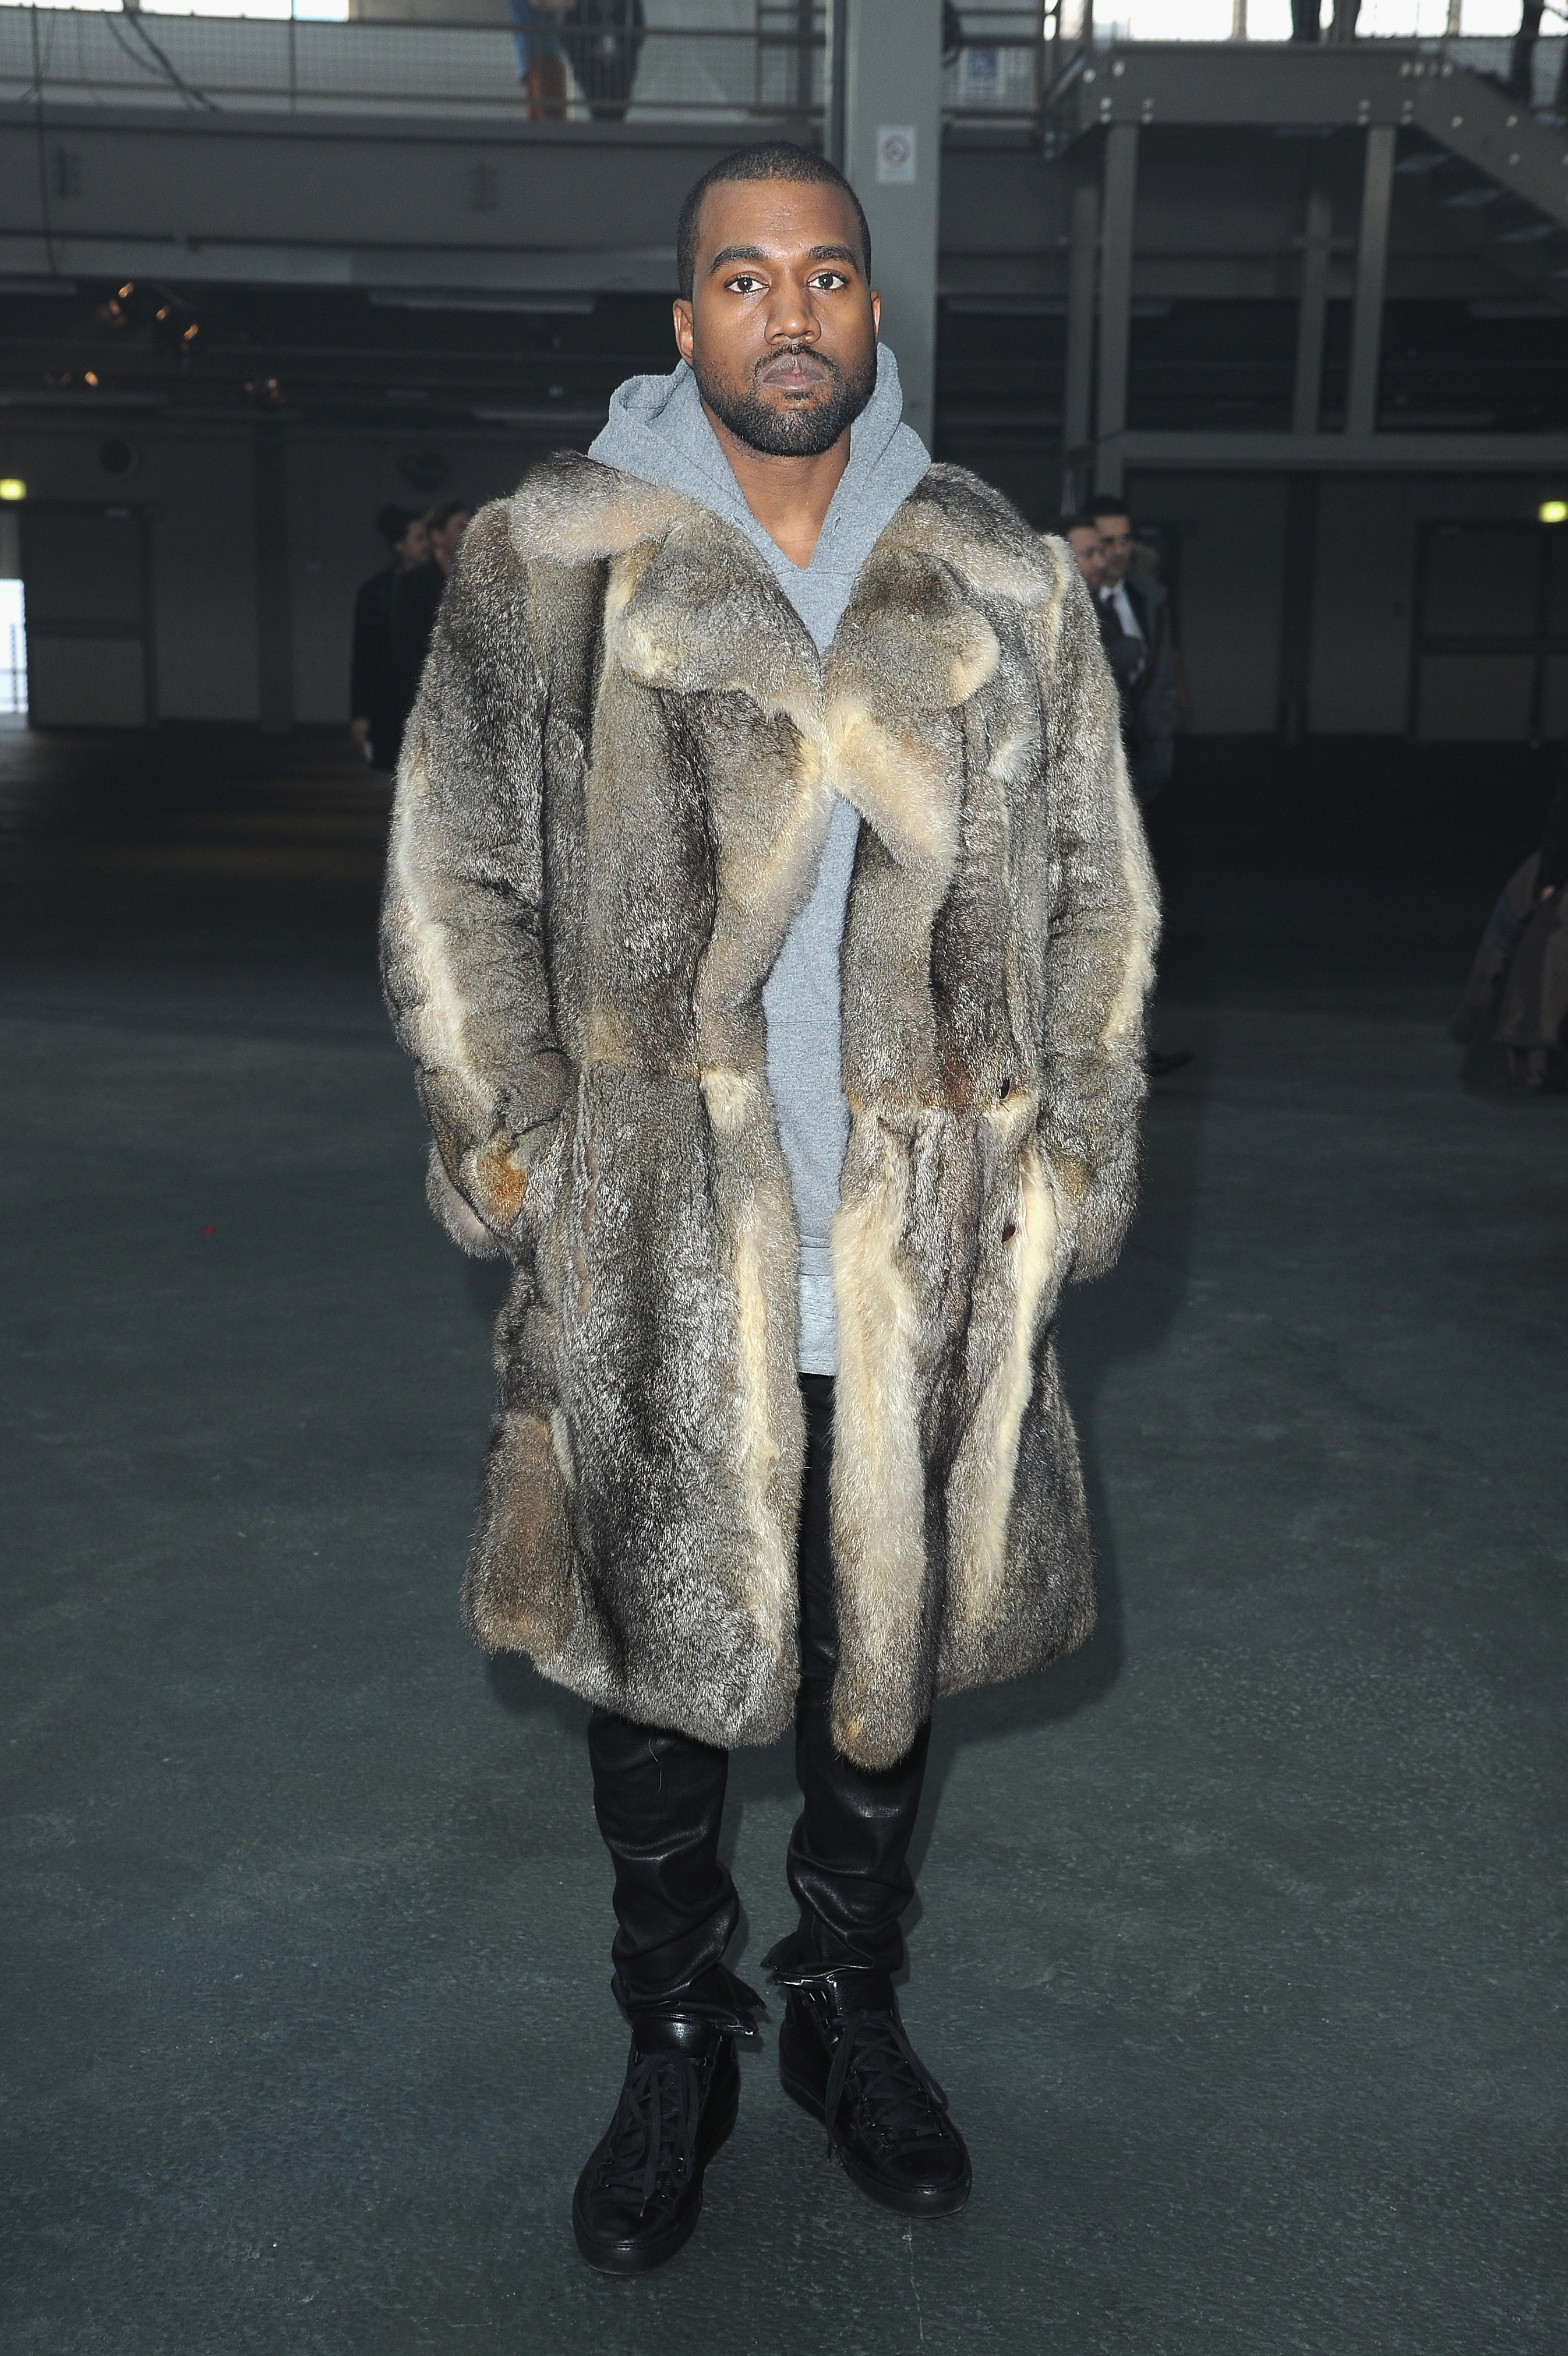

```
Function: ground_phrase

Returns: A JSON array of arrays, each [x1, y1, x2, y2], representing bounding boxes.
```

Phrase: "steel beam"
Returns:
[[1113, 428, 1568, 470], [1045, 43, 1568, 234], [1346, 124, 1394, 438], [1094, 122, 1138, 493]]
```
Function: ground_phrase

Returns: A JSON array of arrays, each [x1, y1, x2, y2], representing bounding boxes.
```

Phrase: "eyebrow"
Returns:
[[706, 242, 861, 274]]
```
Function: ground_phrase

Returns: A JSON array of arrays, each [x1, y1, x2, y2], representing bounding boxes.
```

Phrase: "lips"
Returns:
[[758, 350, 832, 393]]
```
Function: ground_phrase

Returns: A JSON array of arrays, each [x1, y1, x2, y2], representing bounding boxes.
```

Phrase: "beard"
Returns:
[[693, 341, 878, 458]]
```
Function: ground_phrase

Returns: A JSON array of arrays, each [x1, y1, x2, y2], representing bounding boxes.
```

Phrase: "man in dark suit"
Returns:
[[389, 499, 472, 740], [350, 504, 429, 774], [1088, 500, 1178, 809], [1087, 502, 1190, 1078]]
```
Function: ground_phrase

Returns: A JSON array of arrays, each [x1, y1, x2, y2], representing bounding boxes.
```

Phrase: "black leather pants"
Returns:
[[587, 1374, 931, 2011]]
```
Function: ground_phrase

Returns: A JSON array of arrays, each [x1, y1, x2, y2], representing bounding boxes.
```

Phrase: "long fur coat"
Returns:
[[380, 453, 1158, 1770]]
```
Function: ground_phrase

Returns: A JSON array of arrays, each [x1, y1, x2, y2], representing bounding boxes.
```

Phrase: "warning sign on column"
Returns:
[[875, 125, 917, 184]]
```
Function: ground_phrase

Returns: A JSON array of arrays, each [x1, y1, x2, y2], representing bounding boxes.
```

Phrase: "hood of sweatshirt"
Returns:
[[587, 344, 929, 655]]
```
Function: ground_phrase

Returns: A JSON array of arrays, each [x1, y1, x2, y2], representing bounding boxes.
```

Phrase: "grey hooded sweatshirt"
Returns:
[[588, 348, 930, 1373]]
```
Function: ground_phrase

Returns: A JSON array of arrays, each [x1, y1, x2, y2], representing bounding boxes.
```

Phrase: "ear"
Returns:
[[673, 298, 694, 366], [870, 291, 881, 338]]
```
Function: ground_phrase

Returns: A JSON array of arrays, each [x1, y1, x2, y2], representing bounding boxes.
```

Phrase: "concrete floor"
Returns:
[[2, 728, 1565, 2354]]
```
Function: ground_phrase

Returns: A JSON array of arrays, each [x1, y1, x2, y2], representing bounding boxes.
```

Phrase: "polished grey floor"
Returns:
[[2, 731, 1564, 2353]]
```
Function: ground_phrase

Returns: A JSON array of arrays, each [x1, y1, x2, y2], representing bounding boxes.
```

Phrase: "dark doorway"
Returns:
[[1410, 516, 1568, 743], [19, 502, 154, 729]]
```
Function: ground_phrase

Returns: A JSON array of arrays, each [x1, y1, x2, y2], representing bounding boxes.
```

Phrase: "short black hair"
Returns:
[[1087, 498, 1133, 523], [375, 502, 417, 548], [676, 142, 871, 302], [424, 498, 472, 532], [1048, 512, 1101, 537]]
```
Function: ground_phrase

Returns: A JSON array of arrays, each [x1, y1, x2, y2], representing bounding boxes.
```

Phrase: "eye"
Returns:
[[808, 271, 850, 291], [725, 274, 765, 295]]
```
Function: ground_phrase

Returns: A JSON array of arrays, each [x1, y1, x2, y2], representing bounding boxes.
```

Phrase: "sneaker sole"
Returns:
[[779, 2069, 972, 2219], [571, 2082, 739, 2275]]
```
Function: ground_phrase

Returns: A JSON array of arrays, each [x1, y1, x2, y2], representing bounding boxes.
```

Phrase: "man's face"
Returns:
[[1095, 512, 1133, 586], [430, 510, 471, 573], [1066, 525, 1106, 590], [395, 518, 430, 569], [673, 178, 881, 458]]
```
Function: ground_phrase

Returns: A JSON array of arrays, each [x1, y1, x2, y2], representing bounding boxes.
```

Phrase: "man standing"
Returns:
[[1051, 512, 1145, 714], [1051, 510, 1105, 594], [1087, 499, 1178, 808], [349, 503, 429, 774], [389, 498, 471, 733], [382, 143, 1156, 2275]]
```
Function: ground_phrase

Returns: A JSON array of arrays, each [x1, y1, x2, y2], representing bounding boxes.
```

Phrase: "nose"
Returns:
[[765, 281, 819, 344]]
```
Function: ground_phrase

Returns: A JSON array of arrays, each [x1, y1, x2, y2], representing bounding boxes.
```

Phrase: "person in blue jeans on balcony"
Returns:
[[508, 0, 569, 116]]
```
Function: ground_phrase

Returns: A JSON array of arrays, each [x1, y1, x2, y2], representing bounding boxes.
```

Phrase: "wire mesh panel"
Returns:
[[0, 0, 813, 120], [755, 0, 822, 115], [626, 0, 757, 121]]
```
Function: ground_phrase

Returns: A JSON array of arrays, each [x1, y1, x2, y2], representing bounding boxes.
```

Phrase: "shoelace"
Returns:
[[821, 2009, 952, 2157], [598, 2049, 705, 2212]]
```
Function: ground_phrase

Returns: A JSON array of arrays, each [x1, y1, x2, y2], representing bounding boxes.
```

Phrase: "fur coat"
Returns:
[[380, 453, 1158, 1770]]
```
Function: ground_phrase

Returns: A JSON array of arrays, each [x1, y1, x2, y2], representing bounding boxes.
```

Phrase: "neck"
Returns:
[[701, 404, 851, 569]]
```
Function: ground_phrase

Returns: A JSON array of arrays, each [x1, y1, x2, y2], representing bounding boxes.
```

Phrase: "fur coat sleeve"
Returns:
[[381, 507, 575, 1259], [382, 456, 1158, 1769]]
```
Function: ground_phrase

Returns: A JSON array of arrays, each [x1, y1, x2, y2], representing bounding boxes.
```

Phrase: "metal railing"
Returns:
[[0, 2, 1050, 124], [5, 4, 1549, 128]]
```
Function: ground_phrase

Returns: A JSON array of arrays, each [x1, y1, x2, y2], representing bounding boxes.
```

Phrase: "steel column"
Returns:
[[1291, 157, 1333, 436], [1094, 122, 1138, 493], [253, 426, 293, 736], [1276, 472, 1318, 740], [1345, 123, 1394, 439], [1060, 145, 1100, 507], [824, 0, 847, 168]]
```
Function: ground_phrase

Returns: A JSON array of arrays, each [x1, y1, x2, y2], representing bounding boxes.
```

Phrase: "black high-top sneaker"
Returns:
[[571, 1967, 762, 2275], [766, 1940, 971, 2218]]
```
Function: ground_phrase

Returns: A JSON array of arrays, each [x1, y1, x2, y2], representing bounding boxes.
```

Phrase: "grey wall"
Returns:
[[285, 431, 538, 727], [1128, 469, 1290, 737], [1128, 465, 1568, 739], [0, 427, 256, 720], [5, 421, 1565, 739], [1309, 473, 1565, 736], [0, 422, 555, 726]]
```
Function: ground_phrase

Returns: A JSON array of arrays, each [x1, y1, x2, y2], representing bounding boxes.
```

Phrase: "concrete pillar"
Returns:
[[841, 0, 944, 451]]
